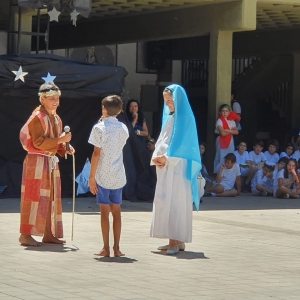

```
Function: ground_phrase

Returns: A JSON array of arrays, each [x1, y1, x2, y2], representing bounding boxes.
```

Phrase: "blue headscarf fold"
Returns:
[[162, 84, 202, 210]]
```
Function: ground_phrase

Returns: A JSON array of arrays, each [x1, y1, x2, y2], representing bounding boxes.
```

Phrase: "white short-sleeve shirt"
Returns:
[[215, 118, 236, 134], [293, 150, 300, 161], [273, 168, 293, 194], [264, 151, 279, 166], [220, 163, 241, 190], [248, 151, 266, 164], [88, 117, 129, 189], [234, 150, 250, 164], [279, 152, 294, 159], [251, 169, 273, 190]]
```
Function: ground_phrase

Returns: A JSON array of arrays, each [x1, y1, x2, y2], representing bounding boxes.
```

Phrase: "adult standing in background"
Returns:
[[150, 84, 201, 255], [125, 99, 149, 138]]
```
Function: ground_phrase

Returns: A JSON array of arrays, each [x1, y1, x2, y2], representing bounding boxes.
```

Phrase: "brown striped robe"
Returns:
[[19, 105, 66, 237]]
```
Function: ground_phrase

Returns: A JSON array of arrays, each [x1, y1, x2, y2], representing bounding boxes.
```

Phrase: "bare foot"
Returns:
[[19, 234, 42, 247], [113, 246, 125, 257], [94, 248, 110, 257], [42, 236, 66, 244]]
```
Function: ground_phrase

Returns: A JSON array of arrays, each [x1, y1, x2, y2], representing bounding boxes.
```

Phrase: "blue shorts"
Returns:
[[96, 184, 122, 205]]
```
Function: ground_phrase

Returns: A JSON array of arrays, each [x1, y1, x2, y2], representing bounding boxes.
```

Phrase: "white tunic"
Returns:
[[150, 115, 193, 243]]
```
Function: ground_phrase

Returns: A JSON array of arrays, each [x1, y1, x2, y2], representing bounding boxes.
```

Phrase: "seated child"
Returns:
[[264, 139, 279, 166], [199, 142, 213, 188], [251, 164, 274, 196], [234, 140, 256, 192], [273, 158, 300, 199], [273, 157, 289, 181], [280, 142, 295, 159], [248, 139, 266, 170], [205, 153, 241, 197]]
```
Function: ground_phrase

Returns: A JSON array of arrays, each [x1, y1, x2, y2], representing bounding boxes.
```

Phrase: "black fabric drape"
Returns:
[[0, 54, 127, 198]]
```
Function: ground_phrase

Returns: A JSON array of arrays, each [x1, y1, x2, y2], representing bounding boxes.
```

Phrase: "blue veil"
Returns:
[[162, 84, 202, 210]]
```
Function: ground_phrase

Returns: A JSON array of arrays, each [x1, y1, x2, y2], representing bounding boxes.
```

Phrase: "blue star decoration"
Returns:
[[12, 66, 28, 82], [71, 9, 79, 26], [48, 7, 61, 22], [42, 72, 56, 83]]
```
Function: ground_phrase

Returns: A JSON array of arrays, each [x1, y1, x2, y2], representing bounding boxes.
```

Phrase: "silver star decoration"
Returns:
[[70, 9, 79, 26], [48, 7, 61, 22], [42, 72, 56, 83], [12, 66, 28, 82]]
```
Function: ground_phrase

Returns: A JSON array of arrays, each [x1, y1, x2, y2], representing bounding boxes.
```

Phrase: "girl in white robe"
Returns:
[[150, 84, 201, 255]]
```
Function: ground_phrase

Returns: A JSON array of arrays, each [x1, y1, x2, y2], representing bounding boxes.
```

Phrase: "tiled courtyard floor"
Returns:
[[1, 195, 300, 300]]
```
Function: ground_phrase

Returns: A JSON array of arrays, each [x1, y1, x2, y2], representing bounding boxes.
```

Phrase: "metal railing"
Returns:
[[182, 57, 259, 87], [268, 79, 290, 114], [182, 60, 208, 88], [232, 57, 259, 81]]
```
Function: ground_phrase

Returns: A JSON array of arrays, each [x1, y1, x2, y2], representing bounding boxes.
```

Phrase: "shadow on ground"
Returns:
[[94, 257, 137, 263], [151, 250, 208, 260], [22, 244, 79, 252]]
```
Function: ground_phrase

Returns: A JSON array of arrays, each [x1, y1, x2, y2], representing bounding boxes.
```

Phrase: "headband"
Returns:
[[38, 88, 61, 97], [219, 104, 231, 112]]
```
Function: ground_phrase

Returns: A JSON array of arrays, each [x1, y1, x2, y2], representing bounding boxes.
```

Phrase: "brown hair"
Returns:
[[268, 139, 279, 150], [224, 153, 236, 163], [102, 95, 122, 116]]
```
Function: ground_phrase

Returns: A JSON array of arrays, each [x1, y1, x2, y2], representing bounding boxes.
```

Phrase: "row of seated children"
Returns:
[[202, 152, 300, 199], [216, 138, 300, 192], [252, 157, 300, 199]]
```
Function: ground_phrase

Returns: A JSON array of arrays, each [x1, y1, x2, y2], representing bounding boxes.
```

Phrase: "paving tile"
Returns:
[[1, 197, 300, 300]]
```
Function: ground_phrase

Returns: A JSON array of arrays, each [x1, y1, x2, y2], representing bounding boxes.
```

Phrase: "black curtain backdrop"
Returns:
[[0, 54, 155, 201]]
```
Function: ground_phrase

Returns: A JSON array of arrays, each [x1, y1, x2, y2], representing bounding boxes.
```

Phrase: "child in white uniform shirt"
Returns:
[[205, 153, 241, 197], [273, 158, 300, 199], [279, 142, 295, 159], [234, 140, 256, 192], [264, 139, 279, 166], [249, 139, 266, 170], [251, 164, 274, 196], [88, 95, 129, 257]]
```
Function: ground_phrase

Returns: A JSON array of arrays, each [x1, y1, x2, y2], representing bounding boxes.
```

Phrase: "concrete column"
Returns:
[[291, 52, 300, 130], [206, 30, 233, 173], [9, 7, 33, 54], [19, 8, 32, 54]]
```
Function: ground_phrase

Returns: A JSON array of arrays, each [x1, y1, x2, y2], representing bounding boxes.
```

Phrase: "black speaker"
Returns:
[[146, 41, 170, 70]]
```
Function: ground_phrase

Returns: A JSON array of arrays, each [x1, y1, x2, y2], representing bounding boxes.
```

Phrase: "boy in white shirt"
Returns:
[[234, 140, 256, 192], [251, 164, 274, 196], [249, 139, 266, 170], [88, 95, 129, 257], [264, 139, 280, 166], [205, 153, 241, 197]]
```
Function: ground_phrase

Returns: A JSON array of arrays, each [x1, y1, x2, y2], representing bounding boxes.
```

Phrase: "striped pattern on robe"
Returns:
[[19, 108, 63, 238]]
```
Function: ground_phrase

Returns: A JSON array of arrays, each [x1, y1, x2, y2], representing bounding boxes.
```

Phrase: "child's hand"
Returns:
[[152, 156, 166, 169], [220, 164, 226, 170], [66, 145, 75, 155], [88, 177, 98, 195], [266, 171, 273, 179], [257, 162, 265, 170]]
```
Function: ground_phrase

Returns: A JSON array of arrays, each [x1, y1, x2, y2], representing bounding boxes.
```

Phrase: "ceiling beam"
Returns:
[[49, 0, 256, 49]]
